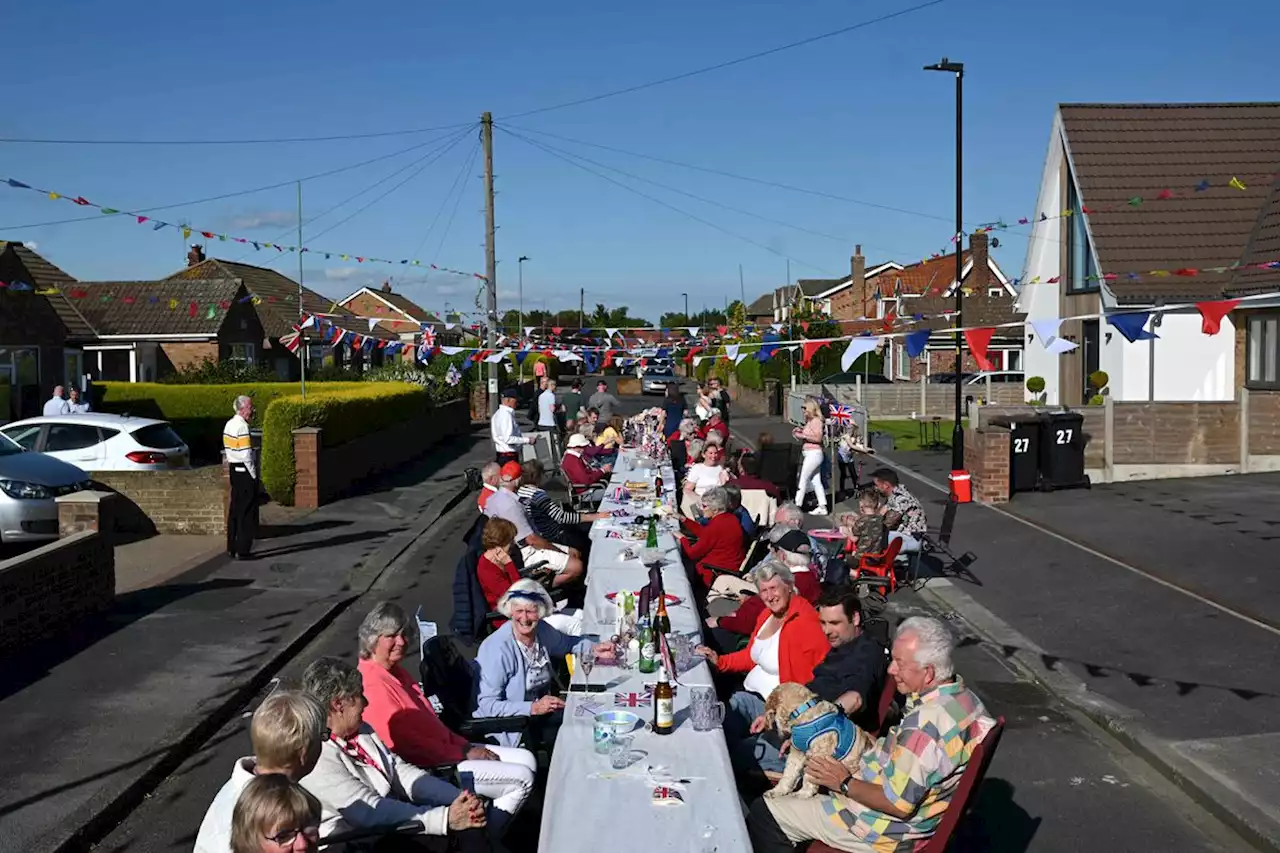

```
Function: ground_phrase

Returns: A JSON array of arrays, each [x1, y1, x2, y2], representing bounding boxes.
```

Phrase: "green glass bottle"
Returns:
[[646, 516, 658, 549], [638, 618, 656, 674]]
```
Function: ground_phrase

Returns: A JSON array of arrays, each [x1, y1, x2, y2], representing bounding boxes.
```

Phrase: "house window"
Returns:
[[988, 287, 1003, 298], [1004, 349, 1022, 371], [1065, 168, 1098, 293], [880, 298, 898, 320], [228, 343, 255, 365], [895, 344, 911, 380], [1247, 314, 1280, 389]]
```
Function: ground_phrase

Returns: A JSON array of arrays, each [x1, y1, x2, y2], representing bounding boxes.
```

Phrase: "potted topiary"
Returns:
[[1087, 370, 1109, 405], [1026, 375, 1046, 405]]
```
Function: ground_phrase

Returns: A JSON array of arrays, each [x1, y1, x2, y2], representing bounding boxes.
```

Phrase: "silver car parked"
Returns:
[[0, 432, 92, 544]]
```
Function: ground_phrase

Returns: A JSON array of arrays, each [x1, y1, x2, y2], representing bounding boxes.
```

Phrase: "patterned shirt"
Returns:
[[886, 485, 928, 537], [820, 677, 995, 852], [851, 513, 888, 560]]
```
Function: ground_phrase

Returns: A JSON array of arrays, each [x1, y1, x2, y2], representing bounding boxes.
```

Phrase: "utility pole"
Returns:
[[579, 288, 585, 330], [681, 292, 689, 325], [738, 263, 745, 314], [482, 112, 498, 413], [517, 255, 529, 382], [297, 181, 307, 399]]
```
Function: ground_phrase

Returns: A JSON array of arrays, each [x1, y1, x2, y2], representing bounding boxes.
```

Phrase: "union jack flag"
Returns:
[[615, 691, 652, 708], [829, 404, 856, 426]]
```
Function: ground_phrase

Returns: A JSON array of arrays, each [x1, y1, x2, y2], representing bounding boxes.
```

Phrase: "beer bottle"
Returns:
[[645, 516, 659, 549], [653, 666, 675, 735], [638, 618, 656, 674], [654, 595, 671, 637]]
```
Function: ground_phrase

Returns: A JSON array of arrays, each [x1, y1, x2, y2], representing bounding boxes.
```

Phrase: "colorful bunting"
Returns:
[[1196, 299, 1240, 336], [1107, 312, 1158, 343], [840, 337, 880, 372], [963, 328, 996, 371]]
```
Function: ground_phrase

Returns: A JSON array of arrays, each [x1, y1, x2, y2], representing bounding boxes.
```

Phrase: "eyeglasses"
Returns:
[[264, 825, 320, 845]]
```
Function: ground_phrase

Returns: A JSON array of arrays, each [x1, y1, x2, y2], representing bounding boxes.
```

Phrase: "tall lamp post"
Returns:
[[517, 256, 530, 382], [924, 56, 965, 474], [681, 292, 689, 324]]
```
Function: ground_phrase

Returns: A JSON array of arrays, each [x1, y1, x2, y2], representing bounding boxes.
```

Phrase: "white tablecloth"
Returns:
[[538, 449, 750, 852]]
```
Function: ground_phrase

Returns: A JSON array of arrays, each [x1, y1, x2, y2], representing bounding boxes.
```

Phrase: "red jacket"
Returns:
[[358, 658, 470, 766], [716, 595, 830, 686], [680, 512, 745, 588], [717, 569, 820, 636], [477, 552, 522, 628], [561, 451, 606, 487], [698, 420, 730, 444]]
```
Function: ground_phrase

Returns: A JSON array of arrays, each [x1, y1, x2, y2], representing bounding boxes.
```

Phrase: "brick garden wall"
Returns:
[[976, 405, 1107, 472], [293, 398, 470, 508], [0, 493, 115, 657], [1248, 390, 1280, 456], [93, 466, 227, 535], [795, 382, 1024, 419], [964, 425, 1010, 504]]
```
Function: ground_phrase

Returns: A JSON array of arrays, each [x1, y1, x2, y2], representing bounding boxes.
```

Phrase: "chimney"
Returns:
[[381, 280, 393, 293], [186, 244, 206, 267], [849, 244, 867, 317], [969, 231, 990, 294]]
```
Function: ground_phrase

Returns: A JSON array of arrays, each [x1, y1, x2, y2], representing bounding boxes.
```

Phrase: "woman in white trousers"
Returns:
[[792, 398, 827, 515]]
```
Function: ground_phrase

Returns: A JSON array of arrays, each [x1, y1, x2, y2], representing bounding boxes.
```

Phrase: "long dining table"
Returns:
[[537, 447, 751, 852]]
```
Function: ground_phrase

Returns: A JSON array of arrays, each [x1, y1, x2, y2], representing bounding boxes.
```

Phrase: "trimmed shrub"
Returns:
[[1088, 394, 1106, 406], [159, 357, 277, 385], [95, 381, 371, 464], [1087, 370, 1110, 392], [1026, 376, 1046, 394], [260, 383, 431, 504]]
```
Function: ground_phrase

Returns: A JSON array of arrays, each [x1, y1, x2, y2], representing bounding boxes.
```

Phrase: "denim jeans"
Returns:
[[725, 691, 788, 776]]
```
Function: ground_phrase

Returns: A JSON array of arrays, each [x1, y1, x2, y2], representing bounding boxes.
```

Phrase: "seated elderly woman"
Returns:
[[476, 517, 583, 635], [697, 408, 730, 445], [561, 434, 613, 490], [678, 486, 746, 590], [681, 441, 730, 518], [695, 561, 829, 750], [196, 691, 326, 853], [475, 579, 614, 745], [300, 657, 491, 850], [353, 602, 537, 829], [230, 774, 322, 853], [705, 529, 823, 651]]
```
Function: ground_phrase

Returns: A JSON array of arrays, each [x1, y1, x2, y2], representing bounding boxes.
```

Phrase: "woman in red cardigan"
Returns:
[[695, 561, 829, 746], [679, 486, 745, 589]]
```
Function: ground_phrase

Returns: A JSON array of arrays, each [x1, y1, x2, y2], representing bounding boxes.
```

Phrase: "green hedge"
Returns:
[[260, 383, 430, 504], [95, 381, 372, 464]]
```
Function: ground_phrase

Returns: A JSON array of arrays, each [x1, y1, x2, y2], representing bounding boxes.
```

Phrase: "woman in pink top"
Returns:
[[355, 602, 536, 830], [791, 397, 828, 515]]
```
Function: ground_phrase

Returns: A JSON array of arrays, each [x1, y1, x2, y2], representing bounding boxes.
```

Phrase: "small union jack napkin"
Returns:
[[652, 786, 685, 806]]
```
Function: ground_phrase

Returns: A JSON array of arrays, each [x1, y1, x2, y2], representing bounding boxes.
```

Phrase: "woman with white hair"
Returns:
[[696, 560, 829, 747], [474, 580, 614, 745], [678, 486, 745, 589], [299, 657, 491, 850], [707, 529, 822, 644], [354, 602, 537, 831], [791, 396, 828, 515]]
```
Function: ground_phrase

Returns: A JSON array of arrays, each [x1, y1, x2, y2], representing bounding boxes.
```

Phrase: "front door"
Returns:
[[1081, 320, 1100, 402]]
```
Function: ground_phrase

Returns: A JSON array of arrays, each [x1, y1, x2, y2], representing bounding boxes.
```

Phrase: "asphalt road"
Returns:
[[91, 384, 1251, 853]]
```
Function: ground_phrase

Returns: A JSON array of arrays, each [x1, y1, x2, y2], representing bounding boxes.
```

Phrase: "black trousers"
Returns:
[[227, 464, 257, 558], [495, 451, 519, 466]]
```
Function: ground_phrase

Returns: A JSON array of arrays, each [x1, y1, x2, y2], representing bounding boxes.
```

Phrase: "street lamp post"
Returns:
[[681, 292, 689, 325], [925, 56, 965, 474], [518, 256, 529, 381]]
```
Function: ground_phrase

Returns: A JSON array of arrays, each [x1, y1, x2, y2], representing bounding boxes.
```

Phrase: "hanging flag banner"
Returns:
[[1107, 312, 1158, 343], [1029, 318, 1063, 343], [1044, 337, 1079, 354], [963, 328, 996, 371], [840, 337, 880, 372], [3, 176, 486, 281], [1196, 299, 1240, 336]]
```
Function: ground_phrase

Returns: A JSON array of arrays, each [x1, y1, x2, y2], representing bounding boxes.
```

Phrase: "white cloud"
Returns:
[[227, 210, 297, 230], [22, 240, 38, 251], [323, 267, 363, 281]]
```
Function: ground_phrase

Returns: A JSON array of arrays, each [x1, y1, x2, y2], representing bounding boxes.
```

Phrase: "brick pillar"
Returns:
[[293, 427, 322, 509], [470, 384, 490, 422], [56, 490, 117, 543], [965, 426, 1010, 504]]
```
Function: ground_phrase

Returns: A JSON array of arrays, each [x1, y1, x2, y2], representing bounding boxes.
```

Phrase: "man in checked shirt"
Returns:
[[223, 394, 258, 560]]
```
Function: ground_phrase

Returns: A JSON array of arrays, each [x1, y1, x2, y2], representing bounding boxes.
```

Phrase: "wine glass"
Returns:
[[580, 645, 596, 692]]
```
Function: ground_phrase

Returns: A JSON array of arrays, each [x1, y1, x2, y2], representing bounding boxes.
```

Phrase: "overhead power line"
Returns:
[[0, 127, 474, 231], [411, 136, 481, 260], [504, 0, 948, 119], [1, 1, 946, 146], [501, 126, 835, 274]]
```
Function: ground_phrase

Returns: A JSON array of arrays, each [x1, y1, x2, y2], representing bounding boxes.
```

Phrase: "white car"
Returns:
[[0, 413, 191, 472], [641, 366, 680, 394]]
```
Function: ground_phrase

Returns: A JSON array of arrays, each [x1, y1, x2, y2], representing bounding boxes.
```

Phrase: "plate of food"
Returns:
[[606, 591, 682, 607]]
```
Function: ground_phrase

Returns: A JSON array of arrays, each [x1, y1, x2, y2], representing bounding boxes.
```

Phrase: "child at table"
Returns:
[[840, 489, 888, 565]]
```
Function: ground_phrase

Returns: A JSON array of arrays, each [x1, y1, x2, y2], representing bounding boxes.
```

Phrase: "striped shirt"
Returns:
[[821, 677, 994, 851], [222, 414, 256, 478], [516, 484, 585, 543]]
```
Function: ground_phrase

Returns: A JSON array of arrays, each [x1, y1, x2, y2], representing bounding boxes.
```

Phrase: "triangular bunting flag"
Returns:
[[1030, 318, 1063, 344], [1107, 312, 1158, 343], [1195, 299, 1239, 336], [605, 327, 619, 340], [800, 340, 827, 369], [1044, 337, 1079, 354], [368, 318, 380, 331], [686, 326, 700, 338], [963, 328, 996, 371], [734, 353, 748, 365], [904, 330, 931, 359], [840, 338, 880, 372], [724, 344, 740, 361]]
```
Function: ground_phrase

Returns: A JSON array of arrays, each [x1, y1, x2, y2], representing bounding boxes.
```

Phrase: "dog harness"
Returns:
[[788, 699, 860, 761]]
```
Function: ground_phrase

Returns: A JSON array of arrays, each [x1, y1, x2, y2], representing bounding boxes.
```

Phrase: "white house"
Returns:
[[1019, 102, 1280, 405]]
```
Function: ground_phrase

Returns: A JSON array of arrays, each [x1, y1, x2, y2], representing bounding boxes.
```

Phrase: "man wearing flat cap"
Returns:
[[491, 387, 535, 466]]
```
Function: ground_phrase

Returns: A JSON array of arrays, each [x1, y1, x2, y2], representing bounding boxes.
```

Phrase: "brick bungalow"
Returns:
[[338, 281, 441, 359]]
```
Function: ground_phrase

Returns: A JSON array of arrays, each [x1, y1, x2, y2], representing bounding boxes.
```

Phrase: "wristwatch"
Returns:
[[839, 775, 854, 796]]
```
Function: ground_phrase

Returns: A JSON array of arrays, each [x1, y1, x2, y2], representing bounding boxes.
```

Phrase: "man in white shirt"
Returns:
[[223, 394, 257, 560], [67, 388, 91, 413], [193, 690, 326, 853], [491, 387, 535, 466], [536, 379, 559, 431], [42, 385, 71, 416]]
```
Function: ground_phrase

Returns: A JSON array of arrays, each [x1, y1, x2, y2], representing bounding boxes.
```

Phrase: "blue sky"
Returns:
[[2, 0, 1273, 324]]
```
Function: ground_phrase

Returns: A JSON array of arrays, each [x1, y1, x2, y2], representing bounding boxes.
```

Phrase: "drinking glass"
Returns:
[[609, 735, 635, 769], [689, 687, 725, 732]]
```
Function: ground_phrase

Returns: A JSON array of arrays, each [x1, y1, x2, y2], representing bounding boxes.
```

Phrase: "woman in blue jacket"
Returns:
[[474, 580, 613, 746]]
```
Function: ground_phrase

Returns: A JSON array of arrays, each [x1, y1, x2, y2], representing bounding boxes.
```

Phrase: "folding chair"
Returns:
[[852, 537, 903, 594]]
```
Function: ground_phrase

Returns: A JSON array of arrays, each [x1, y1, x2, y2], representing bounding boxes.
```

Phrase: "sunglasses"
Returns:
[[265, 826, 320, 845]]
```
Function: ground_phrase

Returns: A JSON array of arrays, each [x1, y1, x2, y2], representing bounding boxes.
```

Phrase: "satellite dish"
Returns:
[[991, 237, 1001, 249]]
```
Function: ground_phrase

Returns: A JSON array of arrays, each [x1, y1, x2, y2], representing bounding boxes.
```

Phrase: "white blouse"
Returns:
[[743, 620, 782, 698]]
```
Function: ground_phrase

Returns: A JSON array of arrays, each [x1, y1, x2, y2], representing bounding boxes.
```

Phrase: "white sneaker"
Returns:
[[810, 506, 828, 516]]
